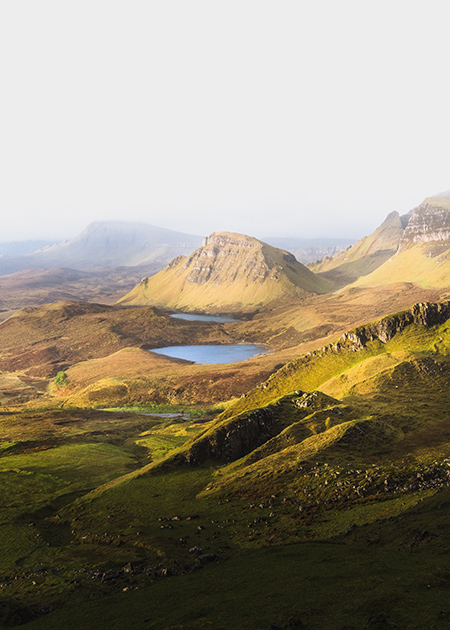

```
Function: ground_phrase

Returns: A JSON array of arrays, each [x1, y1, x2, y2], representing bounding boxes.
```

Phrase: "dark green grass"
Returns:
[[18, 528, 450, 630]]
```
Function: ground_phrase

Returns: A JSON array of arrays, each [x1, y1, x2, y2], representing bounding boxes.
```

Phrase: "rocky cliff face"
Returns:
[[399, 201, 450, 250], [332, 300, 450, 351], [309, 192, 450, 286], [176, 407, 281, 465], [183, 233, 281, 286]]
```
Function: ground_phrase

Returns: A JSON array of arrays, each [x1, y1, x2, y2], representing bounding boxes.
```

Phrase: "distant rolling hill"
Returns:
[[0, 239, 58, 256], [119, 231, 335, 313]]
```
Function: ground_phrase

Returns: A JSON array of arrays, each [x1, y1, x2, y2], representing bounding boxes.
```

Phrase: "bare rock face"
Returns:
[[337, 301, 450, 350], [399, 201, 450, 250], [182, 233, 279, 286], [176, 407, 281, 465]]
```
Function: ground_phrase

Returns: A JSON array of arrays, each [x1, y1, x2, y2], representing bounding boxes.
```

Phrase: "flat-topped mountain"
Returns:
[[310, 191, 450, 290], [119, 231, 334, 312]]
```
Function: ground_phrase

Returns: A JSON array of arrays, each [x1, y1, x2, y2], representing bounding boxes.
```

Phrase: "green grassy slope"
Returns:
[[4, 301, 450, 629], [216, 300, 450, 421]]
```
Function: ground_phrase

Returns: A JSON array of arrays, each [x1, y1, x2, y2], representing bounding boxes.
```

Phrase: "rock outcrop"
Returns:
[[175, 407, 281, 465], [332, 300, 450, 351]]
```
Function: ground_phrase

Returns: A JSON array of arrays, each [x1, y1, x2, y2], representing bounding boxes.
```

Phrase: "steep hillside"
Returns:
[[309, 210, 411, 285], [141, 299, 450, 500], [215, 300, 450, 421], [119, 232, 335, 312]]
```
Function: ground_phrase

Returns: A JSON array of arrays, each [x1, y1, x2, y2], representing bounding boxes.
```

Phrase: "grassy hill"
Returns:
[[2, 300, 450, 629], [119, 232, 335, 312]]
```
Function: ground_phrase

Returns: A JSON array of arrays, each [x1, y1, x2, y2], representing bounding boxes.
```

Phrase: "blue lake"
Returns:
[[170, 313, 239, 323], [151, 344, 266, 364]]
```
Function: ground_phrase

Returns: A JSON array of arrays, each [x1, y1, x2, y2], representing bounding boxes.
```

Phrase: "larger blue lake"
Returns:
[[170, 313, 239, 323], [151, 344, 266, 364]]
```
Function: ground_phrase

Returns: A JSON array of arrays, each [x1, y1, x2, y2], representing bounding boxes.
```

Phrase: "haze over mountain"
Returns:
[[0, 240, 58, 256], [262, 236, 354, 264], [119, 232, 335, 313], [0, 222, 204, 274]]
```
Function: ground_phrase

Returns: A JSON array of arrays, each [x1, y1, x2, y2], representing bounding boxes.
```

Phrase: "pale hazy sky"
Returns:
[[0, 1, 448, 242]]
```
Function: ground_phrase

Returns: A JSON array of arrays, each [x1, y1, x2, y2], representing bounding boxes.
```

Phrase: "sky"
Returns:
[[0, 1, 449, 243]]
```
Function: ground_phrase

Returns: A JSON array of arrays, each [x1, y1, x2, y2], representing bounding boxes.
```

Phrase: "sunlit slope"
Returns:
[[309, 210, 408, 285], [216, 300, 450, 421], [351, 241, 450, 289], [67, 299, 450, 504], [119, 232, 334, 312], [157, 300, 450, 499]]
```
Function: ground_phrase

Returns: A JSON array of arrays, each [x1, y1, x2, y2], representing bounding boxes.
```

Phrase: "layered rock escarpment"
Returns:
[[184, 233, 281, 285], [399, 198, 450, 250]]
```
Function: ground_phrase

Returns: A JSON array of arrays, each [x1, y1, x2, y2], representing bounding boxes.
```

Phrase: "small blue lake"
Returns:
[[151, 344, 266, 364], [170, 313, 239, 323]]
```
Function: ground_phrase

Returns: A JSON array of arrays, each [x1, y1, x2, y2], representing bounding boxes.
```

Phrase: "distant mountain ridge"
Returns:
[[23, 222, 204, 270], [0, 222, 204, 274], [119, 231, 335, 312], [0, 223, 354, 276]]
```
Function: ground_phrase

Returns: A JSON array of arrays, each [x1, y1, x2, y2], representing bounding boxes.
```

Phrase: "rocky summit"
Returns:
[[119, 231, 334, 312]]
